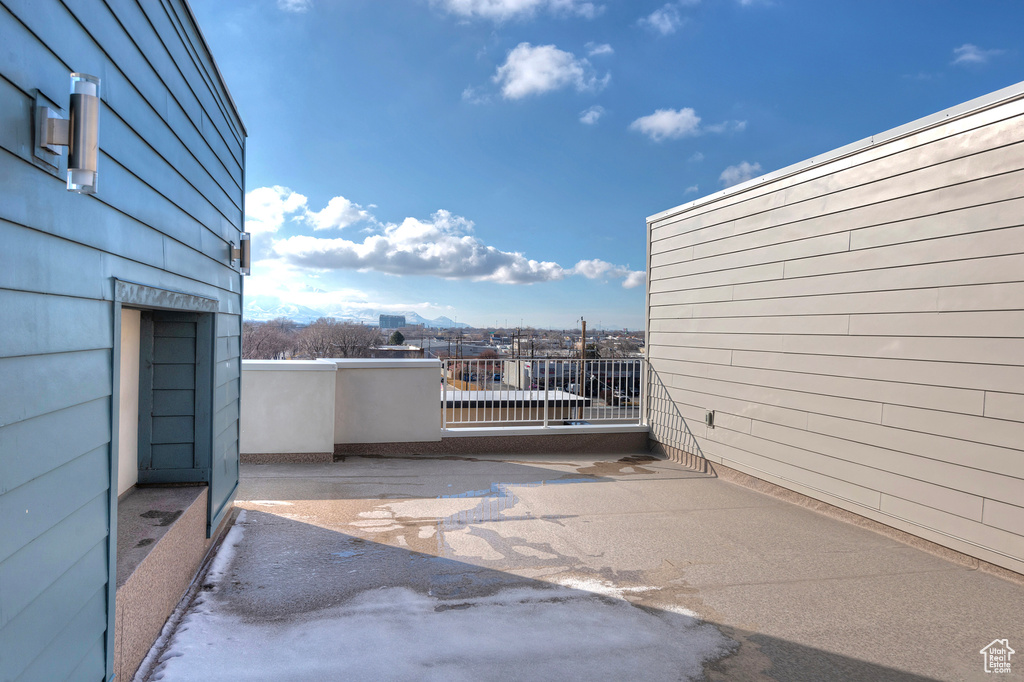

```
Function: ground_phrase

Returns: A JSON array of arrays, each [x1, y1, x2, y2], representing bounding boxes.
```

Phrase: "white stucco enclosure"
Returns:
[[240, 360, 337, 454], [240, 359, 442, 452], [331, 358, 443, 444]]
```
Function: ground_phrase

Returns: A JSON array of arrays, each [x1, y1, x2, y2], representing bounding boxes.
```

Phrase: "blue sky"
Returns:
[[191, 0, 1023, 330]]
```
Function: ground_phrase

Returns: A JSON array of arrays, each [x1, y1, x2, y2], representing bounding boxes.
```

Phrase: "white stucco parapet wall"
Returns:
[[240, 360, 337, 454], [327, 358, 443, 444]]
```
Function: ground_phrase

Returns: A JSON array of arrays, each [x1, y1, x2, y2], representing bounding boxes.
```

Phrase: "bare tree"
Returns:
[[242, 320, 293, 359], [297, 317, 341, 359], [296, 318, 381, 359], [333, 322, 382, 358], [266, 317, 298, 334], [476, 348, 499, 376]]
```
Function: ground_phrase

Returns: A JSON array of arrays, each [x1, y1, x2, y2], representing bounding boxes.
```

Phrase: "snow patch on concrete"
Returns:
[[149, 577, 733, 681], [205, 510, 246, 585], [133, 512, 248, 682]]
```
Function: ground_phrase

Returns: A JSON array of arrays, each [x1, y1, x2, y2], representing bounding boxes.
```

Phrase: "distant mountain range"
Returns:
[[244, 295, 468, 328]]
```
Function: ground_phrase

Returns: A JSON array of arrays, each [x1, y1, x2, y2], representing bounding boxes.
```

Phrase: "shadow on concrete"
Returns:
[[142, 508, 943, 682]]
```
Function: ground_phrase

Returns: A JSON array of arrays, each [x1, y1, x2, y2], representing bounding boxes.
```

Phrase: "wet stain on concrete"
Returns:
[[349, 454, 487, 462], [575, 455, 660, 477], [140, 509, 183, 526], [435, 479, 591, 528], [433, 602, 474, 612]]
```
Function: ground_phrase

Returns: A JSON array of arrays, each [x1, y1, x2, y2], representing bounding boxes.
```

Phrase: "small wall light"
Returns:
[[36, 72, 101, 194], [231, 232, 251, 275]]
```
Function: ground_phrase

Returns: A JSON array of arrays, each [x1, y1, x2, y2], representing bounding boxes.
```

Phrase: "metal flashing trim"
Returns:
[[647, 78, 1024, 225], [441, 424, 650, 437], [114, 279, 218, 312], [181, 0, 248, 136], [242, 359, 337, 371], [328, 358, 442, 369]]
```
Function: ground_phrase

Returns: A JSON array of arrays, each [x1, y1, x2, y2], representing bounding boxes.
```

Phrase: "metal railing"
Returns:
[[441, 356, 644, 428]]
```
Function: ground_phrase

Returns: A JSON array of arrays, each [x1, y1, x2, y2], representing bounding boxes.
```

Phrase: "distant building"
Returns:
[[380, 314, 406, 328]]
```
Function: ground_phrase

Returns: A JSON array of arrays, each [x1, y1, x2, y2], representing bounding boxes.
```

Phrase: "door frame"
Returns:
[[107, 279, 219, 681]]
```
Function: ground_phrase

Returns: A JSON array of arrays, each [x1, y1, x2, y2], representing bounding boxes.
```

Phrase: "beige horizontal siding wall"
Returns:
[[646, 83, 1024, 575]]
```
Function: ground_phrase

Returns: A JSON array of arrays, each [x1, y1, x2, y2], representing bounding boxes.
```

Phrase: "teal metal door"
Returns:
[[138, 311, 213, 484]]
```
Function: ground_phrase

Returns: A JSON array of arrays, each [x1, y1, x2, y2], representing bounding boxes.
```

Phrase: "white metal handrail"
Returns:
[[441, 356, 643, 428]]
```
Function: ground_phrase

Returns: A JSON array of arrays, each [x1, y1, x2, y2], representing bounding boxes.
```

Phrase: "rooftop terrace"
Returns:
[[135, 452, 1022, 681]]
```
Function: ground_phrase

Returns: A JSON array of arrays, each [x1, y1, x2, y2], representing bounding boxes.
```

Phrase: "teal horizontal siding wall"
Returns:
[[0, 0, 245, 679]]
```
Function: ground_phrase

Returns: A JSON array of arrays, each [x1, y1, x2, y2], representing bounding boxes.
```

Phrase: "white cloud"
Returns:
[[622, 271, 647, 288], [245, 186, 308, 235], [493, 43, 609, 99], [275, 211, 566, 284], [688, 152, 704, 163], [684, 185, 699, 194], [586, 42, 614, 57], [571, 259, 619, 278], [719, 161, 762, 187], [703, 119, 746, 133], [245, 186, 371, 235], [630, 108, 747, 142], [571, 259, 645, 288], [462, 86, 492, 104], [243, 258, 358, 300], [243, 258, 454, 322], [306, 196, 372, 231], [629, 108, 700, 141], [258, 190, 643, 288], [952, 43, 1004, 65], [435, 0, 600, 21], [579, 105, 605, 124], [639, 4, 684, 35], [246, 264, 443, 316], [277, 0, 311, 12]]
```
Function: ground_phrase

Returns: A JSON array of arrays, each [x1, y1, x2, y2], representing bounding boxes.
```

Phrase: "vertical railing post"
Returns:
[[441, 359, 447, 429], [543, 361, 549, 427], [639, 358, 646, 427], [634, 356, 643, 425]]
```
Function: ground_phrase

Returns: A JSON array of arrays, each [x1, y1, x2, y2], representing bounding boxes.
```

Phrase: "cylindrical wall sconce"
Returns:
[[36, 72, 101, 195], [67, 73, 101, 194], [232, 232, 252, 275]]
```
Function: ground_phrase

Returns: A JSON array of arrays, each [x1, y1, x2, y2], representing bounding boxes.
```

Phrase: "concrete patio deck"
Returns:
[[137, 453, 1022, 681]]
